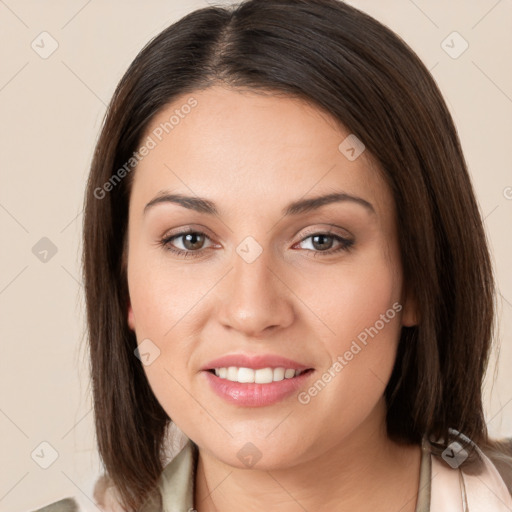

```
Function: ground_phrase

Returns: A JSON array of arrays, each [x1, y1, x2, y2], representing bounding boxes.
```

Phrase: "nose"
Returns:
[[217, 245, 295, 338]]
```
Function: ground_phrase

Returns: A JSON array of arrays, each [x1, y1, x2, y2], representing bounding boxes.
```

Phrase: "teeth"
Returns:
[[284, 368, 295, 379], [212, 366, 307, 383], [227, 366, 238, 381], [238, 367, 257, 383], [273, 367, 285, 381]]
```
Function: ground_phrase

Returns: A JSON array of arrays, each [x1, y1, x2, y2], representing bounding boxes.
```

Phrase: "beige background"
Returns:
[[1, 1, 511, 511]]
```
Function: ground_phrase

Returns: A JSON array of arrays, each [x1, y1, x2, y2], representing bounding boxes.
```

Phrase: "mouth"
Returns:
[[202, 367, 316, 407], [205, 367, 314, 384]]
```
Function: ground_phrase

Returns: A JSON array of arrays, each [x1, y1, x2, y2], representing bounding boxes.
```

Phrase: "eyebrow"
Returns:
[[143, 190, 375, 217]]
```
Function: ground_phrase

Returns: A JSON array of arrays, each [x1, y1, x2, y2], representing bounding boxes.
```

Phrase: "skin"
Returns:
[[126, 85, 420, 512]]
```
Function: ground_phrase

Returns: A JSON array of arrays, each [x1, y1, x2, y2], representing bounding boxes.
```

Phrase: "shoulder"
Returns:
[[480, 437, 512, 496], [27, 474, 127, 512], [28, 498, 79, 512], [428, 432, 512, 511]]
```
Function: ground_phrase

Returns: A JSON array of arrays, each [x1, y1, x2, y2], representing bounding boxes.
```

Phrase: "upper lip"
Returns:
[[201, 354, 313, 371]]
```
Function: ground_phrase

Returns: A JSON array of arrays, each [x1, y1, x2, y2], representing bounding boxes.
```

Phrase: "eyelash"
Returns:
[[158, 229, 354, 259]]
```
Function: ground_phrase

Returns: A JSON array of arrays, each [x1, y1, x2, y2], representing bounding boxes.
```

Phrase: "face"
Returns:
[[126, 85, 416, 469]]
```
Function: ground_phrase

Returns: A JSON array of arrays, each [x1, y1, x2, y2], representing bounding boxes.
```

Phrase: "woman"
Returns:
[[32, 0, 512, 510]]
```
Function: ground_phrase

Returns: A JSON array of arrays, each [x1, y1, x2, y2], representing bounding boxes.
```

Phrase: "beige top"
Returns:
[[31, 435, 512, 512], [155, 437, 432, 512]]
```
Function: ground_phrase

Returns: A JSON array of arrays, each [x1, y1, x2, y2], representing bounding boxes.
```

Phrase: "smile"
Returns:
[[203, 368, 315, 407], [210, 366, 309, 383]]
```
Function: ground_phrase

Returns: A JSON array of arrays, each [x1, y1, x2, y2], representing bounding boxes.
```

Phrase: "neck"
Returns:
[[193, 401, 422, 512]]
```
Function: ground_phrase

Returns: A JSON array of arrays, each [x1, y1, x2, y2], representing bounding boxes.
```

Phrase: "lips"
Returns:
[[201, 353, 312, 372], [201, 353, 315, 407]]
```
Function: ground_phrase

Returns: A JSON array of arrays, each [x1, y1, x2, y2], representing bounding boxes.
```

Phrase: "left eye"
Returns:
[[296, 233, 353, 253]]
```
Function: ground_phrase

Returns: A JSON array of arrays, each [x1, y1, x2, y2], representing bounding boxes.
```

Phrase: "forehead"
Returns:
[[130, 86, 393, 221]]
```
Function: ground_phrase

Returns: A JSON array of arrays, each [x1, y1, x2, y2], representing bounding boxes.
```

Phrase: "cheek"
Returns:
[[295, 244, 402, 346], [126, 250, 214, 422], [294, 246, 403, 408], [127, 248, 208, 339]]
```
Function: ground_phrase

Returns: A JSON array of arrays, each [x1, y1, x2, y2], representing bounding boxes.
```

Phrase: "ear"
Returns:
[[127, 301, 136, 331], [401, 290, 419, 327]]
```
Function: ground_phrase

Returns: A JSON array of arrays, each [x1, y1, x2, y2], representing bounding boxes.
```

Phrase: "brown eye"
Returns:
[[310, 234, 335, 251], [180, 232, 206, 250], [160, 230, 214, 258], [297, 232, 354, 255]]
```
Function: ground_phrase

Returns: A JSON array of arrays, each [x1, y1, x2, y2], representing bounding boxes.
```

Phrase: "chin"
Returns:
[[196, 433, 313, 471]]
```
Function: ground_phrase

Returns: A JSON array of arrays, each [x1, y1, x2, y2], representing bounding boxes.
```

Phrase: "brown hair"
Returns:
[[82, 0, 510, 509]]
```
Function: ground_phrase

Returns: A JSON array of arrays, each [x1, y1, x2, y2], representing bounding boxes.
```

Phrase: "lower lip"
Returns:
[[202, 369, 315, 407]]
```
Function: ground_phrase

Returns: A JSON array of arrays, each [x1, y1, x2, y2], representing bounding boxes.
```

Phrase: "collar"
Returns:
[[430, 438, 512, 511], [158, 439, 198, 512], [157, 436, 511, 511]]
